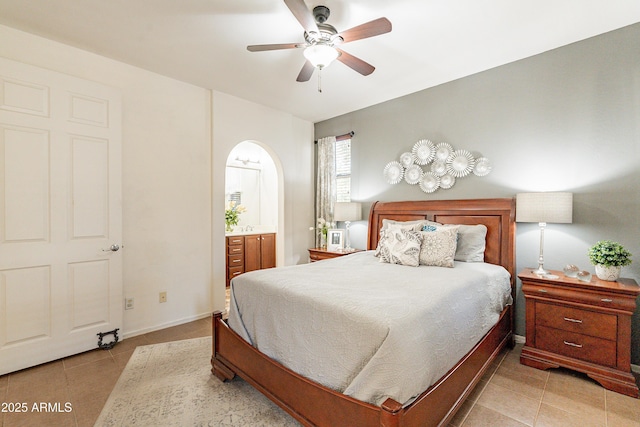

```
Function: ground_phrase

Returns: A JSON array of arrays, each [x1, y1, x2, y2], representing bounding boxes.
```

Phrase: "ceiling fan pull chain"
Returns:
[[318, 67, 322, 93]]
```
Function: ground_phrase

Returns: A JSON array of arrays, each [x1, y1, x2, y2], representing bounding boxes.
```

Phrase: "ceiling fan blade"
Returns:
[[284, 0, 319, 34], [247, 43, 303, 52], [336, 49, 375, 76], [338, 17, 392, 43], [296, 60, 315, 82]]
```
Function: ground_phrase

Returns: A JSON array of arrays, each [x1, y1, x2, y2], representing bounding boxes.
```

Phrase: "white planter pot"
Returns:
[[595, 265, 621, 281]]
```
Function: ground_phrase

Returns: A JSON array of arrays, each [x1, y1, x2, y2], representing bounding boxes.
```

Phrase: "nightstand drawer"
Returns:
[[536, 302, 617, 341], [537, 326, 617, 367], [523, 283, 632, 311], [308, 248, 363, 262], [309, 251, 329, 261]]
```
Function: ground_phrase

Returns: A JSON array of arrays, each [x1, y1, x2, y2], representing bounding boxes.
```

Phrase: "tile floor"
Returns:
[[451, 344, 640, 427], [0, 317, 211, 427], [1, 317, 639, 427]]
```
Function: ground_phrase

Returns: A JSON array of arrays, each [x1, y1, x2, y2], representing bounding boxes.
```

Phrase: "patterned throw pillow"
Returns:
[[419, 226, 459, 267], [377, 227, 422, 267], [375, 220, 432, 257]]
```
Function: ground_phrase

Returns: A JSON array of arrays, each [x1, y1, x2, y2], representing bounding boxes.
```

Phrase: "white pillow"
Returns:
[[377, 227, 422, 267], [419, 226, 459, 267], [455, 224, 487, 262]]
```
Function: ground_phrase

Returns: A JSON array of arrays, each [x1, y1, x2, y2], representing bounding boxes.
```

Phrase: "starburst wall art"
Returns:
[[383, 139, 491, 193]]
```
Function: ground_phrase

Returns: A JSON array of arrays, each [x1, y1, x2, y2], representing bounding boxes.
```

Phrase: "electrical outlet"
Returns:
[[159, 291, 167, 303], [125, 298, 134, 310]]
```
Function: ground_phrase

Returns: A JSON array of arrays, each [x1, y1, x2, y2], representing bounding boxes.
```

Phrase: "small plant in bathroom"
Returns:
[[225, 201, 246, 232]]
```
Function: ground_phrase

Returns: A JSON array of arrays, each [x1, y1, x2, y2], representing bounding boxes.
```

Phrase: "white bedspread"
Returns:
[[227, 251, 512, 407]]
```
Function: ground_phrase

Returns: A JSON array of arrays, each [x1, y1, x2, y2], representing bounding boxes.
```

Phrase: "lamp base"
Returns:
[[531, 266, 550, 276], [344, 221, 352, 251], [533, 222, 549, 276]]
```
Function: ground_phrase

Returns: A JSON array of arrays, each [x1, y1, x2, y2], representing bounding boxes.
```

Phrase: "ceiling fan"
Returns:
[[247, 0, 392, 86]]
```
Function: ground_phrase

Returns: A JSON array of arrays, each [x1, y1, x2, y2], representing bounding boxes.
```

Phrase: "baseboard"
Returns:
[[633, 364, 640, 374], [122, 312, 211, 339]]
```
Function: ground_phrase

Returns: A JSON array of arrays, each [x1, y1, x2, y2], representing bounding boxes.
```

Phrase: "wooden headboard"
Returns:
[[367, 198, 516, 281]]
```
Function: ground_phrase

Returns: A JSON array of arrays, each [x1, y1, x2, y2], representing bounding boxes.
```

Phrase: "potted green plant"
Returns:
[[588, 240, 632, 281]]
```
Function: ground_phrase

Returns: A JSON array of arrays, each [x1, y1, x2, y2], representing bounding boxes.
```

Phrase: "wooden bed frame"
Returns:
[[212, 198, 516, 426]]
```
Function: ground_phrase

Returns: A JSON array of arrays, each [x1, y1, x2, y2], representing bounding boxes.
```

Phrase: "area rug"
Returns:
[[95, 337, 300, 426]]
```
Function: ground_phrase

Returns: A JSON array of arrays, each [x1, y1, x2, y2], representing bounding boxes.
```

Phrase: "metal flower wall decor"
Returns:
[[383, 139, 491, 194]]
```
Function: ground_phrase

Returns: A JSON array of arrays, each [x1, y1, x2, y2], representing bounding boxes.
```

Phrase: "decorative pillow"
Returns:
[[454, 224, 487, 262], [420, 223, 487, 262], [376, 219, 438, 257], [419, 226, 459, 267], [375, 219, 434, 257], [377, 227, 422, 267]]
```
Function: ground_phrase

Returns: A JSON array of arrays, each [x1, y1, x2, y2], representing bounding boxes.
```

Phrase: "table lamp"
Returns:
[[516, 192, 573, 275], [333, 202, 362, 251]]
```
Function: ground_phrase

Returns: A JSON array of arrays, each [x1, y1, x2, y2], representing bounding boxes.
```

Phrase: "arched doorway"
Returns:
[[224, 141, 284, 273], [225, 141, 278, 232]]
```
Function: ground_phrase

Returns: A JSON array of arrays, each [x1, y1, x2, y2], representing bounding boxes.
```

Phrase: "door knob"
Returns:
[[103, 244, 120, 252]]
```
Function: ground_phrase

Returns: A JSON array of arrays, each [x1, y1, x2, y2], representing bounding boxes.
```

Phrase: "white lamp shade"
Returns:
[[333, 202, 362, 222], [303, 44, 339, 68], [516, 192, 573, 223]]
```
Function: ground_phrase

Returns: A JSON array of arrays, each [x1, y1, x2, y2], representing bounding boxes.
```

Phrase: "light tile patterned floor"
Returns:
[[0, 317, 211, 427], [451, 343, 640, 427], [1, 317, 638, 427]]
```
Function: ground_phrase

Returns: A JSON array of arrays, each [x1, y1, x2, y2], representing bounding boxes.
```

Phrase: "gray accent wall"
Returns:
[[315, 23, 640, 364]]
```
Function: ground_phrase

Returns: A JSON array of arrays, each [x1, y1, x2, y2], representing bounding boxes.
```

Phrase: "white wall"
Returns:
[[0, 25, 213, 336], [0, 24, 316, 334], [211, 91, 315, 312]]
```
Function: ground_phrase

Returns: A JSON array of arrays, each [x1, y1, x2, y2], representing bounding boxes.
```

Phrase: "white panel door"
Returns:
[[0, 57, 122, 375]]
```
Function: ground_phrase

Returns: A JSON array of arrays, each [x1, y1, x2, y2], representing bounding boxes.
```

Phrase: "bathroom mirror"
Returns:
[[225, 141, 277, 231]]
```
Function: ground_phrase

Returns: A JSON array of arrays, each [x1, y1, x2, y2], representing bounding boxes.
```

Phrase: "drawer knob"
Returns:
[[563, 317, 583, 324], [601, 298, 613, 303], [563, 341, 583, 348], [538, 289, 548, 293], [232, 259, 241, 263]]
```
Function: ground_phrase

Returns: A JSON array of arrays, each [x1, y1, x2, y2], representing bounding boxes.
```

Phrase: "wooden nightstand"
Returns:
[[519, 268, 640, 397], [308, 247, 363, 262]]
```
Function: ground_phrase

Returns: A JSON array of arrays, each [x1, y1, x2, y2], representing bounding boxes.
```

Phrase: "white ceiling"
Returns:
[[1, 0, 639, 123]]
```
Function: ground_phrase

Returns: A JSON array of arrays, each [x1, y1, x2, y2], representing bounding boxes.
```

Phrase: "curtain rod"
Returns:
[[314, 131, 354, 144]]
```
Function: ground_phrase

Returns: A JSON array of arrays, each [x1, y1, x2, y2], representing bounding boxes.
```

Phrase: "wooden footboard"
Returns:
[[212, 306, 513, 427]]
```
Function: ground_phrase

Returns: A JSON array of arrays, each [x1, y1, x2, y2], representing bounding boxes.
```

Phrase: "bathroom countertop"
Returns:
[[225, 227, 276, 236]]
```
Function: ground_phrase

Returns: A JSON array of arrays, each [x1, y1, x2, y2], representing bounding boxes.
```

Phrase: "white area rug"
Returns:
[[95, 337, 300, 426]]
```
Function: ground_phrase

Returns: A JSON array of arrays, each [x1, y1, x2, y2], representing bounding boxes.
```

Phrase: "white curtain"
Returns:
[[315, 136, 336, 247]]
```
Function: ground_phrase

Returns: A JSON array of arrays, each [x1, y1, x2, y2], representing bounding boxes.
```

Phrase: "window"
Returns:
[[228, 191, 241, 205], [335, 139, 351, 202]]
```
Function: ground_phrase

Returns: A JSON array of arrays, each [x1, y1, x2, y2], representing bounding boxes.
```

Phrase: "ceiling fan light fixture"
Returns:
[[303, 44, 339, 68]]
